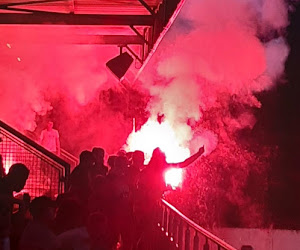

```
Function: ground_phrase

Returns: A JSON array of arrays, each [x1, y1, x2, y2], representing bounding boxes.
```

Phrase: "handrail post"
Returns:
[[162, 206, 165, 230], [185, 226, 190, 250], [163, 206, 168, 232], [203, 238, 209, 250], [178, 219, 184, 250], [172, 215, 178, 244], [168, 211, 173, 237], [193, 232, 199, 250], [157, 201, 163, 228]]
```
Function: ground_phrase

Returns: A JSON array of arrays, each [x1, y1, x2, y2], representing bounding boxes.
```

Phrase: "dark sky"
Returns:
[[257, 3, 300, 228]]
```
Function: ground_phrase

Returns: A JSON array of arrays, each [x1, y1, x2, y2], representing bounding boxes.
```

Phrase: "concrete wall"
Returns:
[[213, 228, 300, 250]]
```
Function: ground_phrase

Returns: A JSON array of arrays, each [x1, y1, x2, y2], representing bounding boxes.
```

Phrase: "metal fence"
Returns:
[[0, 120, 70, 199]]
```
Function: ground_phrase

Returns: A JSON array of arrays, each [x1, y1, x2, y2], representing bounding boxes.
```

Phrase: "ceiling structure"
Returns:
[[0, 0, 182, 63]]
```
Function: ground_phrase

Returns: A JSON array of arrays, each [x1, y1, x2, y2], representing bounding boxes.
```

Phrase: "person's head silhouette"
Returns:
[[79, 150, 95, 167], [7, 163, 29, 192], [149, 147, 167, 169]]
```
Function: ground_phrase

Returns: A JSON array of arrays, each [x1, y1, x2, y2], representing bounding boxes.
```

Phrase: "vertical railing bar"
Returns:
[[185, 224, 190, 250], [178, 219, 184, 250], [158, 201, 163, 228], [203, 237, 209, 250], [193, 231, 199, 250], [172, 214, 178, 245], [163, 206, 168, 232], [168, 210, 173, 238], [161, 205, 165, 230]]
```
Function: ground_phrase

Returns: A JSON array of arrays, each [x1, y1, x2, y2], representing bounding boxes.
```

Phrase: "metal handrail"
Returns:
[[158, 199, 237, 250], [60, 148, 79, 171], [60, 148, 78, 163]]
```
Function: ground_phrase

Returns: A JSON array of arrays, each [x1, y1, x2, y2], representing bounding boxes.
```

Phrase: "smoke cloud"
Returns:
[[0, 25, 143, 155], [0, 0, 292, 226], [137, 0, 289, 152], [0, 0, 290, 159], [134, 0, 290, 227]]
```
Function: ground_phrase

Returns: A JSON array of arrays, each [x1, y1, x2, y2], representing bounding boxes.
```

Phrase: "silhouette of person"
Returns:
[[107, 155, 117, 171], [88, 175, 110, 215], [39, 121, 61, 156], [136, 147, 205, 249], [106, 156, 133, 250], [87, 212, 113, 250], [56, 199, 90, 250], [20, 196, 60, 250], [69, 150, 96, 204], [91, 147, 108, 177], [0, 163, 29, 250], [127, 150, 144, 191], [140, 146, 205, 201]]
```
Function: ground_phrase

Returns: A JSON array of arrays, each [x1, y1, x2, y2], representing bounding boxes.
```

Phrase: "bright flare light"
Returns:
[[164, 168, 183, 189], [126, 118, 190, 163], [3, 154, 14, 174]]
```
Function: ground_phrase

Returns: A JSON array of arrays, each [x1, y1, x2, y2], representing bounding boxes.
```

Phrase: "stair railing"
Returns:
[[157, 199, 237, 250]]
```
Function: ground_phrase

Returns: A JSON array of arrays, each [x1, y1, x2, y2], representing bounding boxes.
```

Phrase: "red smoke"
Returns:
[[0, 0, 292, 226], [0, 0, 290, 158], [129, 0, 290, 227]]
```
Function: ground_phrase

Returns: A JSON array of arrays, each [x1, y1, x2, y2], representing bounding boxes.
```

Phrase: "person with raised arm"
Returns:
[[139, 146, 205, 199], [135, 146, 205, 249]]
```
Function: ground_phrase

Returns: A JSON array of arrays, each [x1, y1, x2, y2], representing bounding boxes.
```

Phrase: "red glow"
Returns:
[[164, 168, 183, 189], [126, 118, 190, 163], [3, 154, 14, 174]]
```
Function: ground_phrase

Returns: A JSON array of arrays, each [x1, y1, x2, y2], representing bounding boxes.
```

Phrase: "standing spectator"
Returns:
[[20, 196, 60, 250], [10, 193, 31, 250], [128, 150, 144, 190], [107, 155, 117, 171], [87, 212, 112, 250], [56, 199, 90, 250], [91, 147, 108, 177], [107, 156, 133, 250], [69, 151, 95, 205], [39, 121, 60, 156], [139, 146, 205, 203], [0, 163, 29, 250], [136, 147, 205, 249]]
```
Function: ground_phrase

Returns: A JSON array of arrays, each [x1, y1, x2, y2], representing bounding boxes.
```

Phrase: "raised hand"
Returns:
[[198, 146, 205, 155]]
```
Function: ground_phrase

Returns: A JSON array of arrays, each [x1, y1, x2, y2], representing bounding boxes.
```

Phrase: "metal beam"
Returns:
[[124, 44, 143, 64], [0, 13, 154, 26], [0, 0, 63, 8], [130, 25, 149, 45], [76, 35, 144, 45], [7, 35, 145, 45], [138, 0, 156, 16]]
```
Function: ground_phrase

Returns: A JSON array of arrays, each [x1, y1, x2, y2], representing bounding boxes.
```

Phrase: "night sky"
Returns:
[[258, 3, 300, 228]]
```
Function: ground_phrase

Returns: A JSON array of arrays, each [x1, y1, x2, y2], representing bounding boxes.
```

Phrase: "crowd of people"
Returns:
[[0, 145, 204, 250]]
